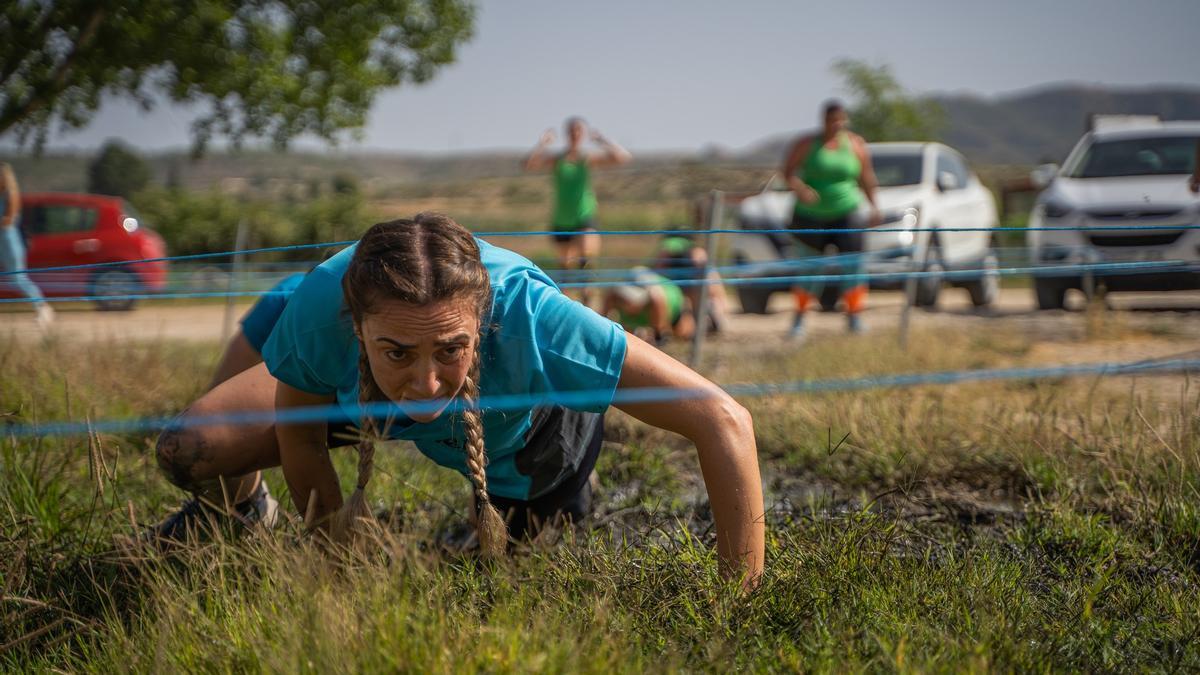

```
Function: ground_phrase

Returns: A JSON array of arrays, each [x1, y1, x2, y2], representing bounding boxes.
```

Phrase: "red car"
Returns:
[[8, 193, 168, 310]]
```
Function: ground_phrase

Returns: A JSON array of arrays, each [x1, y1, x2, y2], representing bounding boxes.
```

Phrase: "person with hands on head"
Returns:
[[524, 117, 632, 307], [782, 100, 879, 340], [149, 214, 764, 590]]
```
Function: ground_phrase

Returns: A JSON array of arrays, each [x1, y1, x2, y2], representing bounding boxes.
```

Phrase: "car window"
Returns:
[[935, 152, 970, 190], [1068, 135, 1199, 178], [21, 205, 100, 236], [872, 154, 923, 187]]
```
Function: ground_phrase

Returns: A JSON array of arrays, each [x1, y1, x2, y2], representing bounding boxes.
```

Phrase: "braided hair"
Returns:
[[339, 214, 507, 555]]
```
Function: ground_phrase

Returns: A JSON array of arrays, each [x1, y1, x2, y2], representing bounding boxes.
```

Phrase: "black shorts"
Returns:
[[327, 406, 604, 540], [789, 211, 864, 254], [551, 220, 597, 245]]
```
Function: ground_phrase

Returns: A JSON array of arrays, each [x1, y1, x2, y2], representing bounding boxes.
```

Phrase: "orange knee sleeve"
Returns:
[[792, 289, 814, 313], [842, 285, 867, 314]]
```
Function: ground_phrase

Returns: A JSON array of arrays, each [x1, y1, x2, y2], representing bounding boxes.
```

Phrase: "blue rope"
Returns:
[[4, 258, 1189, 305], [560, 259, 1194, 289], [485, 224, 1200, 238], [4, 357, 1196, 440], [2, 223, 1197, 278]]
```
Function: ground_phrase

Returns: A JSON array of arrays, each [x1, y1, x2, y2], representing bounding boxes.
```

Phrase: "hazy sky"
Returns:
[[25, 0, 1200, 154]]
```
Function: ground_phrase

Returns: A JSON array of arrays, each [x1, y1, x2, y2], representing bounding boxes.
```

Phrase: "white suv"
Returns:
[[731, 142, 999, 313], [1027, 118, 1200, 309]]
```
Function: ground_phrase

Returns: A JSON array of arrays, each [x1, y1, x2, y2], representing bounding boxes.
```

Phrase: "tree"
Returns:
[[0, 1, 475, 153], [88, 140, 151, 197], [832, 59, 943, 142]]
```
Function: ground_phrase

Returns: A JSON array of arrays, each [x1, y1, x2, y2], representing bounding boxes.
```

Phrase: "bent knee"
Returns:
[[155, 422, 209, 490], [716, 395, 754, 438]]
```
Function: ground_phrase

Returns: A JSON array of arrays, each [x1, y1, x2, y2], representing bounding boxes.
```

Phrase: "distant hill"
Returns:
[[742, 84, 1200, 167], [936, 84, 1200, 165]]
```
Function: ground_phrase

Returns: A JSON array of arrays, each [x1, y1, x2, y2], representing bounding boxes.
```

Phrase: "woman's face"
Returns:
[[824, 109, 849, 136], [357, 297, 481, 423], [567, 119, 587, 146]]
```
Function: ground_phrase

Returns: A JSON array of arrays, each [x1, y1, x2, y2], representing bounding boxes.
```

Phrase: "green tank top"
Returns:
[[552, 156, 597, 229], [793, 132, 863, 220]]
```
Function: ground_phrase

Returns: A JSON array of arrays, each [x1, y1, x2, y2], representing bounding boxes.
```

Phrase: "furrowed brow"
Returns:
[[435, 333, 472, 346], [375, 337, 414, 349]]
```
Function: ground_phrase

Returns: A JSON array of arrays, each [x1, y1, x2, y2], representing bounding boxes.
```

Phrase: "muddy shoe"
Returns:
[[143, 481, 279, 547], [787, 314, 807, 342]]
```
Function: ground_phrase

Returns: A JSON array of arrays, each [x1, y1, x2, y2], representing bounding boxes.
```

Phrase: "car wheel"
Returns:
[[965, 252, 999, 308], [736, 285, 771, 314], [91, 267, 140, 311], [1034, 277, 1068, 310], [914, 238, 944, 308]]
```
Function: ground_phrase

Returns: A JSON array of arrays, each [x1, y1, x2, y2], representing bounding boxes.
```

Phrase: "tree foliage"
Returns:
[[0, 0, 475, 153], [88, 139, 151, 197], [832, 59, 943, 142]]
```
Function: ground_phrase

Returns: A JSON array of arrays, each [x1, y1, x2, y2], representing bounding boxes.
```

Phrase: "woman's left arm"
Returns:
[[1, 166, 19, 227], [613, 335, 764, 589], [588, 130, 633, 168], [854, 135, 881, 226]]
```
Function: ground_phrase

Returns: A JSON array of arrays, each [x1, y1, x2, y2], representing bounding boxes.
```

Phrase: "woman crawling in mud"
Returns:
[[149, 213, 764, 588]]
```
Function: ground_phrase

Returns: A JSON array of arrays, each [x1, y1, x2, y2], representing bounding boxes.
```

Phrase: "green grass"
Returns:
[[2, 325, 1199, 671]]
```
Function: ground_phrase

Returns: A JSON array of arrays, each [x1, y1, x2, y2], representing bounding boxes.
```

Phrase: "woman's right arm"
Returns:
[[275, 381, 344, 528], [524, 129, 558, 171], [783, 136, 818, 204]]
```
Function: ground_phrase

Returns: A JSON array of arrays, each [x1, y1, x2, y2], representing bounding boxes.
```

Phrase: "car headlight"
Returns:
[[878, 207, 918, 246], [1040, 200, 1074, 220], [880, 206, 920, 226]]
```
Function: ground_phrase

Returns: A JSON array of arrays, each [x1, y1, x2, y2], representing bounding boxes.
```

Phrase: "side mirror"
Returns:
[[936, 171, 959, 192], [1030, 163, 1059, 189]]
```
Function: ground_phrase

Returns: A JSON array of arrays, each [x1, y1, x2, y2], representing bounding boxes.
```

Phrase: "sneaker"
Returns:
[[143, 480, 279, 546], [847, 313, 866, 334], [35, 303, 54, 331], [787, 313, 807, 341]]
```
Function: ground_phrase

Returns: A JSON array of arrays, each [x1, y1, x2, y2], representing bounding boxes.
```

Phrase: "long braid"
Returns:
[[331, 345, 383, 541], [342, 214, 497, 551], [461, 347, 508, 556]]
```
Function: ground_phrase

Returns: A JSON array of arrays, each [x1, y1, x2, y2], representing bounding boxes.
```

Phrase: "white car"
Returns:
[[1027, 118, 1200, 309], [730, 142, 999, 313]]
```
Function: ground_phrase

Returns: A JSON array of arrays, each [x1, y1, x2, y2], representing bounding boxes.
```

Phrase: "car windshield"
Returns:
[[1069, 135, 1199, 178], [871, 154, 923, 187]]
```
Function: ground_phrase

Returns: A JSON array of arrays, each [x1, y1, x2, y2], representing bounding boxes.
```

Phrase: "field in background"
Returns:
[[3, 306, 1199, 670], [1, 146, 1040, 272]]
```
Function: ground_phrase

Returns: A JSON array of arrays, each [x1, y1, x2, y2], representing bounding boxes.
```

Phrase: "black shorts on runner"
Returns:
[[550, 220, 597, 245], [789, 211, 864, 254]]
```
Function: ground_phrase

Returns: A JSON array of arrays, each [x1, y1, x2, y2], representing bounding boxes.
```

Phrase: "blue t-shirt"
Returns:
[[261, 239, 628, 499]]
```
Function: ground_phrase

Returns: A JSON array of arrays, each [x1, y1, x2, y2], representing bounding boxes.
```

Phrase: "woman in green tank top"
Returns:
[[525, 117, 632, 305], [782, 100, 880, 340]]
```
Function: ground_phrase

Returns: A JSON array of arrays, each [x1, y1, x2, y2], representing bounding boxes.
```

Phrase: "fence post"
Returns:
[[689, 190, 723, 368], [898, 228, 933, 350], [220, 218, 249, 344]]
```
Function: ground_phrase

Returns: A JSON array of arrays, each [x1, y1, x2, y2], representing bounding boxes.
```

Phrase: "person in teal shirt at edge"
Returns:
[[524, 117, 632, 307], [782, 100, 880, 341], [0, 163, 54, 329], [148, 213, 764, 590]]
